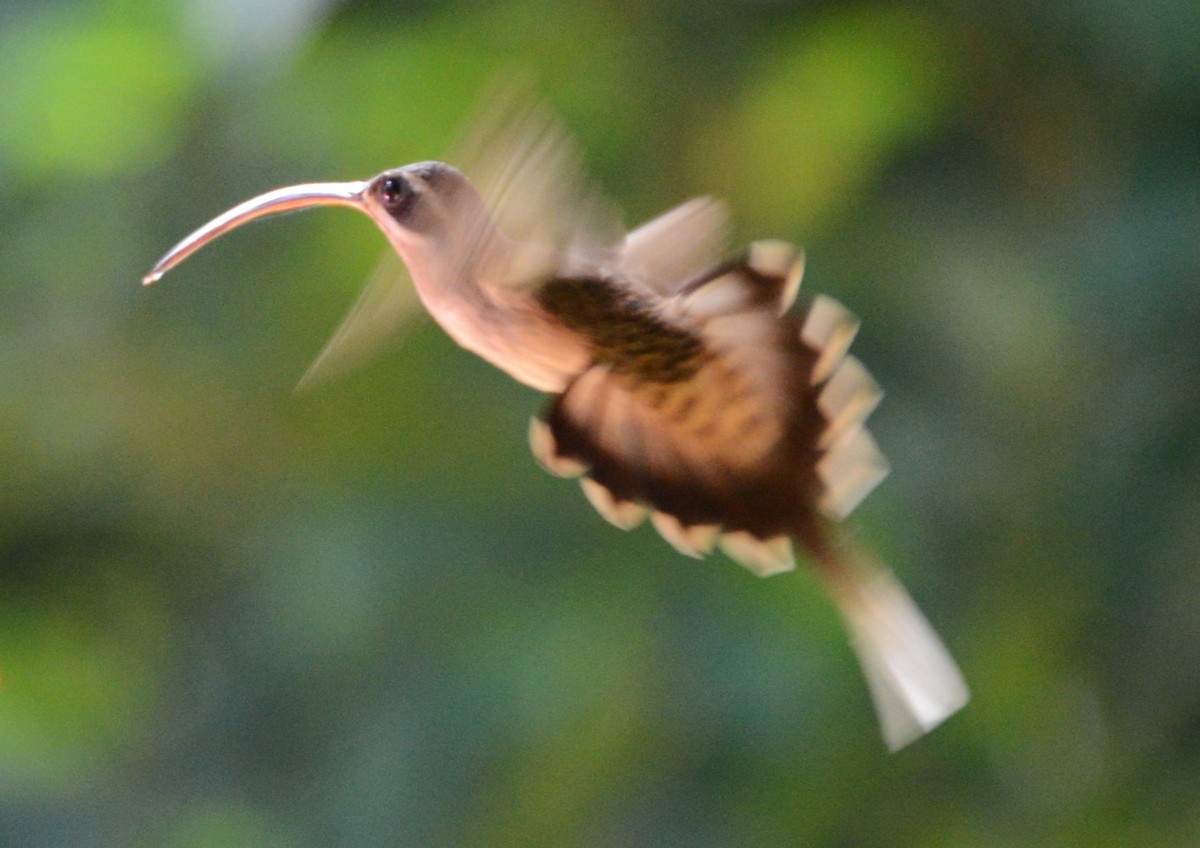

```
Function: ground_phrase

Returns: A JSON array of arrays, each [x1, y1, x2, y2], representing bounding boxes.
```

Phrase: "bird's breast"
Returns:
[[416, 276, 595, 393]]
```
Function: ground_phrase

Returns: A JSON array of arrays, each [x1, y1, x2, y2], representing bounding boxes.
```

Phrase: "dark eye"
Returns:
[[380, 175, 415, 212]]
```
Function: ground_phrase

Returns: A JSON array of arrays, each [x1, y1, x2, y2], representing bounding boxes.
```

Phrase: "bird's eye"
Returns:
[[380, 175, 415, 212]]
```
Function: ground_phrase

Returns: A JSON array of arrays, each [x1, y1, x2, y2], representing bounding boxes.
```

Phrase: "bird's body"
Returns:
[[145, 92, 968, 750]]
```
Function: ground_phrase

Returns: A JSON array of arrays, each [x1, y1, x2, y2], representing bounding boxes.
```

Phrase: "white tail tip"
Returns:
[[828, 566, 969, 751]]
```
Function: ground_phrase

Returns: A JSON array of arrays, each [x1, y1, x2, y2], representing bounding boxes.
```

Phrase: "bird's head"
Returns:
[[143, 161, 494, 288]]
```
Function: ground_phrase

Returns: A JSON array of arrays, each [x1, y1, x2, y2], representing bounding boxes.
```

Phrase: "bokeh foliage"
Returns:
[[2, 0, 1198, 845]]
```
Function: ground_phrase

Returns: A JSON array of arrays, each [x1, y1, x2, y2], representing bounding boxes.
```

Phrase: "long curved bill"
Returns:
[[142, 181, 370, 285]]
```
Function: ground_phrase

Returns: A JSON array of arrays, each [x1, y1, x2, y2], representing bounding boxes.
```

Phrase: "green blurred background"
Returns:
[[2, 0, 1198, 845]]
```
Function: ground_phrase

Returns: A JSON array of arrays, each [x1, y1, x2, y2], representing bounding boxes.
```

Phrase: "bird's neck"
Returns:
[[403, 240, 593, 393]]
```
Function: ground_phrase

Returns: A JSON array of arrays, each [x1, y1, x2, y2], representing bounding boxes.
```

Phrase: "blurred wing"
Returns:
[[620, 196, 731, 294], [452, 83, 624, 284], [678, 239, 806, 316], [295, 250, 426, 390], [528, 243, 889, 576], [539, 350, 782, 498]]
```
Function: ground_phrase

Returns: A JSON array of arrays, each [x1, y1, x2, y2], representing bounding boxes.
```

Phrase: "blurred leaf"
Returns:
[[0, 566, 167, 792], [689, 4, 961, 233], [147, 801, 290, 848], [0, 11, 199, 181]]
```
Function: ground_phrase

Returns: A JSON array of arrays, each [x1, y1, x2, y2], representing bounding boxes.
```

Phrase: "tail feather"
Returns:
[[824, 561, 969, 751]]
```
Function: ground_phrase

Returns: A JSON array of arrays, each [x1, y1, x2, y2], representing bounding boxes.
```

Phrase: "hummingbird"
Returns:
[[144, 91, 968, 750]]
